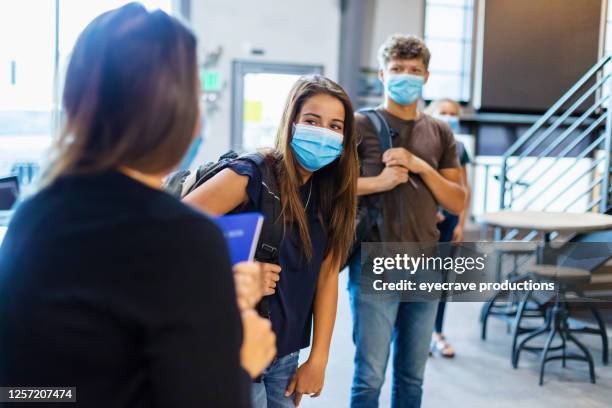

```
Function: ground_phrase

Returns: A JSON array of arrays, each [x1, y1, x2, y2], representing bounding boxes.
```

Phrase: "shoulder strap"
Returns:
[[358, 108, 393, 151], [237, 152, 282, 321], [162, 169, 191, 198], [182, 151, 240, 196], [356, 108, 396, 241], [239, 152, 282, 264]]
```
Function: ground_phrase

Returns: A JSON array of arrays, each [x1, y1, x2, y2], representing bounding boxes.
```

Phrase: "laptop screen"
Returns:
[[0, 176, 19, 210]]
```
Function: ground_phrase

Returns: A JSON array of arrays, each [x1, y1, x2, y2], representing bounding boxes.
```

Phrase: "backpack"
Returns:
[[163, 150, 282, 319], [344, 108, 395, 267]]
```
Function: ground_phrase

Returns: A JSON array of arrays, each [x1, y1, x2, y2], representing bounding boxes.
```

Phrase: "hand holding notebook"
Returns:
[[214, 212, 264, 266]]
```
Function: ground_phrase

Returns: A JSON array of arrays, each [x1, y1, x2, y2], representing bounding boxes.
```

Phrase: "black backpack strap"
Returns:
[[352, 108, 400, 252], [358, 108, 394, 151], [237, 153, 282, 324], [238, 152, 283, 264], [162, 150, 240, 199], [163, 149, 283, 270], [189, 151, 240, 194], [162, 169, 191, 198]]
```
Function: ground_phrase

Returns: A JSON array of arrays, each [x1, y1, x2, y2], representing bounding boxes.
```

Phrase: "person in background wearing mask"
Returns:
[[426, 98, 461, 133], [350, 34, 466, 408], [0, 4, 275, 407], [425, 98, 472, 358], [184, 75, 358, 407]]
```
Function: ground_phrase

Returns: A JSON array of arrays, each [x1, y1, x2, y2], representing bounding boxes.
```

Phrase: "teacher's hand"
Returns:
[[233, 261, 263, 311], [240, 309, 276, 378]]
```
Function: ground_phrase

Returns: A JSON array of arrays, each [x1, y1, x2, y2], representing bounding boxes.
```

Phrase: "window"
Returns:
[[423, 0, 475, 102], [58, 1, 173, 69], [606, 1, 612, 58], [0, 1, 56, 182], [0, 0, 173, 188]]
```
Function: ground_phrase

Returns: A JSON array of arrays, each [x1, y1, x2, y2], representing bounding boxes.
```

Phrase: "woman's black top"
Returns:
[[0, 171, 251, 407]]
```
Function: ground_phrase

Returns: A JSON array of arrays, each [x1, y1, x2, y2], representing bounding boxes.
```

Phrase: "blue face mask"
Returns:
[[385, 73, 424, 106], [290, 124, 343, 172], [434, 114, 461, 133]]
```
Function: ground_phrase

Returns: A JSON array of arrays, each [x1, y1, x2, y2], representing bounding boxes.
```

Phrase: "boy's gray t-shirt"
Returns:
[[356, 107, 459, 243]]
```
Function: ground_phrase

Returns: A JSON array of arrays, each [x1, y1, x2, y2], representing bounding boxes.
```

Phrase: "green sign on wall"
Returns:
[[200, 69, 221, 92]]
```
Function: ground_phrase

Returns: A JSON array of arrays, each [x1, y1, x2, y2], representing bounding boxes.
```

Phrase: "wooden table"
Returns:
[[478, 210, 612, 265], [477, 211, 612, 345]]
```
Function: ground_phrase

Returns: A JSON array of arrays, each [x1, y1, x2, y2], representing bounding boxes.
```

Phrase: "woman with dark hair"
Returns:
[[0, 3, 274, 407], [184, 75, 359, 407]]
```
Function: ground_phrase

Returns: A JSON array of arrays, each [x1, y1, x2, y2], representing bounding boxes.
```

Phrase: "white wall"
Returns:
[[188, 0, 425, 162], [361, 0, 425, 69], [190, 0, 341, 161]]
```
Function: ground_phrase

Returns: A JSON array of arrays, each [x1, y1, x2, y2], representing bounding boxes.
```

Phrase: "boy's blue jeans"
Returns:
[[348, 253, 438, 408]]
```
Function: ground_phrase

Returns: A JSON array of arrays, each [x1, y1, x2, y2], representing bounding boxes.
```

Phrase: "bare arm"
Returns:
[[450, 166, 471, 242], [285, 254, 339, 404], [423, 166, 465, 215], [358, 176, 384, 196], [383, 147, 466, 214], [357, 166, 409, 196], [182, 168, 248, 216], [457, 166, 470, 227], [309, 254, 339, 368]]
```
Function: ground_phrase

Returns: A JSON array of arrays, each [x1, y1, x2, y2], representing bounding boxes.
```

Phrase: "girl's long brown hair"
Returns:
[[274, 75, 358, 268], [42, 3, 199, 186]]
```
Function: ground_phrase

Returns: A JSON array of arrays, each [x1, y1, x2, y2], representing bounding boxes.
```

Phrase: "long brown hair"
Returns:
[[42, 2, 199, 186], [274, 75, 358, 268]]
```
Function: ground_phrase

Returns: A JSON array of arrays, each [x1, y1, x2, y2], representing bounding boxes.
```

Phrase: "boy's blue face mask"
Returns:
[[385, 73, 425, 106], [290, 124, 343, 172], [434, 114, 461, 133]]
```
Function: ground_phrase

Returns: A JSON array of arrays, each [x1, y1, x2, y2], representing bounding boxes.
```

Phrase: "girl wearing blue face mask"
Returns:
[[184, 75, 358, 408]]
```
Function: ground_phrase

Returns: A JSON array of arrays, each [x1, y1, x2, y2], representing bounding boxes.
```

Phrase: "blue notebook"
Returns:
[[214, 212, 264, 265]]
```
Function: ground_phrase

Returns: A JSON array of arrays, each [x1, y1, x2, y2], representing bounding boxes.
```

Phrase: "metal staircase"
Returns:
[[498, 55, 612, 240]]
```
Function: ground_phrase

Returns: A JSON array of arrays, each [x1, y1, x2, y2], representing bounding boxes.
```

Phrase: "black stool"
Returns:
[[481, 242, 542, 340], [512, 265, 608, 385]]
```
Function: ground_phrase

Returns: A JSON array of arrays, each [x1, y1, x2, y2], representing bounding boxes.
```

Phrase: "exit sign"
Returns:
[[201, 70, 221, 92]]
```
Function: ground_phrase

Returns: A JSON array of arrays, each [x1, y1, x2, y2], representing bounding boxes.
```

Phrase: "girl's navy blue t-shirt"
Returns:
[[228, 159, 328, 357]]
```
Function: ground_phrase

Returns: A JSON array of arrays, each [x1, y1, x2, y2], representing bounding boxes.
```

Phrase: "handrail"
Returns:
[[507, 92, 608, 183], [537, 155, 606, 211], [508, 113, 608, 205], [562, 177, 603, 212], [503, 54, 611, 159], [507, 74, 609, 168], [601, 72, 612, 211], [498, 54, 612, 214]]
